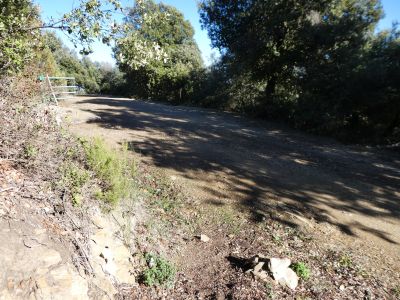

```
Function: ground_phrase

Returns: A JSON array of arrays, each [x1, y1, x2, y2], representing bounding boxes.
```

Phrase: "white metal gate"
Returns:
[[45, 75, 78, 104]]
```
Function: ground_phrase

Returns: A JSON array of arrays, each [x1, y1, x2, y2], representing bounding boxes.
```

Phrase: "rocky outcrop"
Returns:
[[88, 211, 136, 298], [0, 161, 138, 299], [0, 220, 89, 300]]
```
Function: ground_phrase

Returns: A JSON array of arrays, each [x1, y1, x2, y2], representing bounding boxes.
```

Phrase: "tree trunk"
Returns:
[[265, 74, 277, 101], [383, 110, 400, 138]]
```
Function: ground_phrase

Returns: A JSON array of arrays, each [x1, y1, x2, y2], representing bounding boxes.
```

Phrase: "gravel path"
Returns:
[[62, 96, 400, 264]]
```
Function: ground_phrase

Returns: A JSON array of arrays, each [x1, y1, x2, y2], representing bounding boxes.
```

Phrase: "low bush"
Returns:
[[142, 253, 176, 287], [61, 163, 90, 206], [83, 138, 136, 205]]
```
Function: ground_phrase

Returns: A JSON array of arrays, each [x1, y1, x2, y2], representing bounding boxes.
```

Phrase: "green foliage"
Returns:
[[99, 65, 128, 95], [43, 32, 104, 93], [142, 253, 176, 287], [199, 0, 400, 144], [23, 144, 38, 158], [83, 138, 135, 205], [1, 0, 122, 75], [41, 32, 129, 95], [62, 164, 90, 190], [115, 0, 203, 102], [291, 262, 311, 281], [392, 285, 400, 298], [339, 254, 353, 268], [264, 283, 276, 299], [61, 163, 90, 206], [200, 0, 382, 90], [153, 196, 176, 213], [144, 172, 182, 216], [61, 0, 122, 55], [0, 0, 41, 74], [345, 27, 400, 143]]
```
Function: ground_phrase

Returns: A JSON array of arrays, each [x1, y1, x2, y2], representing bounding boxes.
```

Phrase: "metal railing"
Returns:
[[45, 75, 78, 104]]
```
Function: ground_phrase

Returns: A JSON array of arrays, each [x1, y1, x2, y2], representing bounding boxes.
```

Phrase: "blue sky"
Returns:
[[35, 0, 399, 66]]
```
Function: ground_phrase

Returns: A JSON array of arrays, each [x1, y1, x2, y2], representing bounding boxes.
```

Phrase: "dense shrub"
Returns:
[[115, 0, 203, 103], [198, 0, 400, 144]]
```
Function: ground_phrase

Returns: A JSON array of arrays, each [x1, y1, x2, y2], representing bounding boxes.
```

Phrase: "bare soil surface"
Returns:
[[61, 96, 400, 298]]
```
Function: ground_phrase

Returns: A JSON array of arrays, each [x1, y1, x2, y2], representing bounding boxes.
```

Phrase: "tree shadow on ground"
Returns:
[[76, 96, 400, 245]]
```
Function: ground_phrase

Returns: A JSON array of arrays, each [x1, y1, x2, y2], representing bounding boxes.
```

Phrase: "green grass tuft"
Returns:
[[24, 144, 38, 158], [291, 262, 311, 281], [339, 254, 353, 268], [392, 285, 400, 299]]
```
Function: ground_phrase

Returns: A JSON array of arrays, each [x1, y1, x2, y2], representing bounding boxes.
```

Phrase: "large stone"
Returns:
[[245, 255, 270, 282], [268, 258, 298, 290], [90, 276, 117, 299], [1, 264, 89, 300], [0, 217, 90, 300], [41, 249, 63, 267], [90, 213, 135, 286], [37, 264, 89, 299]]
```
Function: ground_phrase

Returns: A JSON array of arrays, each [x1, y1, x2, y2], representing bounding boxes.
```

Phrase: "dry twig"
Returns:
[[0, 187, 14, 193]]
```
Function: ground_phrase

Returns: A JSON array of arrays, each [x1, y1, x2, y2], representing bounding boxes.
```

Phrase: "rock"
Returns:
[[148, 256, 156, 268], [1, 262, 89, 300], [100, 247, 117, 276], [199, 234, 210, 242], [89, 276, 117, 299], [91, 215, 107, 229], [280, 268, 298, 290], [268, 258, 298, 290], [41, 249, 62, 266], [252, 269, 269, 281], [7, 278, 14, 290], [245, 255, 270, 282], [90, 212, 135, 286], [36, 264, 89, 299], [53, 204, 65, 215], [60, 266, 89, 298], [253, 262, 265, 273], [269, 257, 291, 272], [114, 245, 134, 284], [216, 290, 225, 300], [34, 228, 47, 235]]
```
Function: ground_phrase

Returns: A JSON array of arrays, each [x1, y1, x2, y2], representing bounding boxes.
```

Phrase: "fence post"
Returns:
[[46, 74, 58, 105]]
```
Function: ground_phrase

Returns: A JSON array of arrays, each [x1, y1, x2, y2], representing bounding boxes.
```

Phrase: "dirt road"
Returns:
[[62, 96, 400, 262]]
